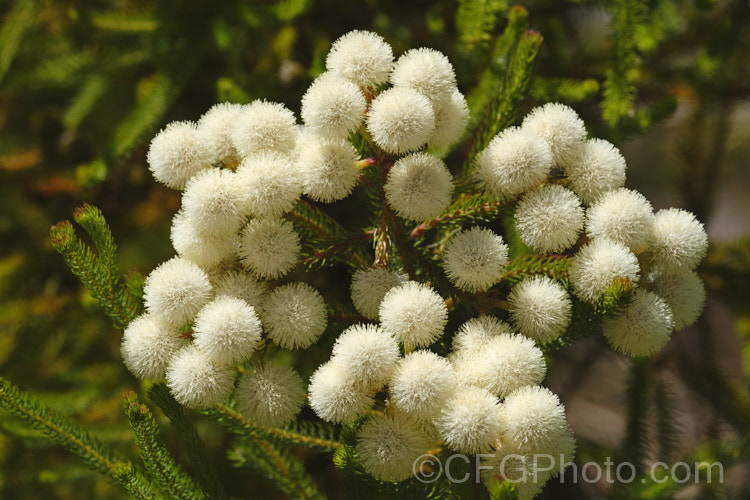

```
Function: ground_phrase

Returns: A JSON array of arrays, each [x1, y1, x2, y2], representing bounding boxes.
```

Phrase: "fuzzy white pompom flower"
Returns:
[[308, 361, 374, 423], [331, 324, 400, 390], [514, 185, 584, 253], [262, 282, 327, 350], [295, 131, 360, 203], [143, 257, 212, 327], [166, 345, 235, 409], [237, 363, 305, 427], [434, 385, 502, 454], [450, 315, 513, 356], [384, 152, 453, 221], [391, 48, 457, 105], [603, 289, 674, 357], [211, 270, 268, 310], [586, 188, 654, 250], [509, 276, 572, 343], [171, 211, 237, 268], [569, 239, 640, 303], [356, 412, 432, 482], [429, 88, 469, 148], [181, 168, 250, 236], [390, 351, 457, 420], [301, 72, 366, 139], [476, 126, 553, 200], [326, 30, 393, 88], [521, 103, 587, 167], [121, 314, 184, 380], [452, 334, 546, 399], [231, 100, 297, 158], [442, 226, 508, 292], [237, 152, 301, 218], [379, 281, 448, 349], [238, 219, 300, 279], [499, 386, 569, 453], [564, 138, 627, 204], [650, 270, 706, 330], [350, 268, 407, 320], [367, 87, 435, 154], [147, 121, 212, 190], [198, 102, 244, 163], [647, 208, 708, 272], [192, 296, 262, 365]]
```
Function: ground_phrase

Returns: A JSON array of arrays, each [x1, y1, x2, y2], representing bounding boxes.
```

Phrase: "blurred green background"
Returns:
[[0, 0, 749, 498]]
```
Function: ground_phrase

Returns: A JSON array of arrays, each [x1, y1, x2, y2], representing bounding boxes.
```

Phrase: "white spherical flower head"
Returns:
[[308, 361, 374, 423], [331, 324, 399, 390], [238, 219, 300, 279], [144, 257, 212, 327], [166, 345, 235, 409], [514, 185, 584, 253], [237, 364, 305, 427], [198, 102, 244, 163], [367, 87, 435, 154], [603, 289, 674, 357], [390, 351, 457, 420], [442, 226, 509, 292], [301, 72, 366, 139], [262, 282, 327, 350], [384, 153, 453, 221], [429, 88, 469, 148], [450, 315, 513, 356], [509, 276, 572, 343], [476, 126, 553, 200], [565, 138, 626, 204], [326, 30, 393, 88], [237, 152, 301, 218], [650, 270, 706, 330], [193, 296, 262, 365], [356, 412, 432, 482], [211, 269, 268, 310], [295, 132, 360, 203], [647, 208, 708, 272], [434, 385, 502, 454], [121, 314, 184, 380], [586, 188, 654, 250], [350, 267, 407, 320], [391, 48, 457, 104], [521, 102, 587, 167], [452, 333, 546, 399], [499, 386, 569, 453], [147, 121, 212, 190], [379, 281, 448, 349], [171, 211, 237, 268], [182, 168, 250, 235], [232, 100, 297, 158], [569, 239, 640, 303]]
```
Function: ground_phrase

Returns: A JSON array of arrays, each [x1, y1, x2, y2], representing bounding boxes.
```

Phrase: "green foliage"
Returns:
[[456, 0, 507, 51], [148, 383, 227, 500], [50, 205, 139, 329], [205, 404, 342, 453], [0, 0, 36, 83], [602, 0, 645, 126], [0, 377, 156, 498], [465, 6, 543, 166], [121, 391, 206, 499]]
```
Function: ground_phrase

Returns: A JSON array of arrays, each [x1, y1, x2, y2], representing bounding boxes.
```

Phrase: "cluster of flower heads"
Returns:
[[120, 28, 709, 498], [470, 102, 708, 357]]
